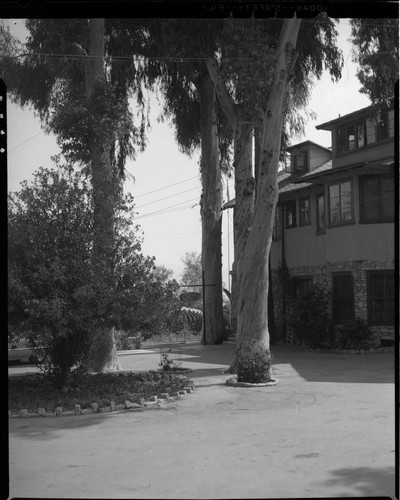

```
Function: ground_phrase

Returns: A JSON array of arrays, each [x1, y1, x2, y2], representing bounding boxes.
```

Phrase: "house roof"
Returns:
[[285, 140, 331, 153], [316, 98, 394, 130]]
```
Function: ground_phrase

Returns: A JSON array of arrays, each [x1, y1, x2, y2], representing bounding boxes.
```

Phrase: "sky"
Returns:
[[6, 18, 371, 286]]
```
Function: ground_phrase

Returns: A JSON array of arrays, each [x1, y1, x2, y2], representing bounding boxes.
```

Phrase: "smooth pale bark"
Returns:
[[234, 17, 301, 358], [208, 17, 301, 372], [198, 72, 225, 344], [85, 18, 121, 372]]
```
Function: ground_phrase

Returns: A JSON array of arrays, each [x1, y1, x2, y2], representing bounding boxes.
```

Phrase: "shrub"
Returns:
[[335, 318, 374, 350], [236, 343, 272, 383], [287, 284, 335, 349]]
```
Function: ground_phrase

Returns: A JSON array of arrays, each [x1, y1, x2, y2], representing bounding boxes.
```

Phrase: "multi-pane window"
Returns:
[[299, 196, 311, 226], [292, 151, 308, 172], [367, 271, 394, 325], [336, 109, 393, 154], [359, 175, 394, 223], [285, 200, 297, 228], [316, 193, 326, 233], [332, 273, 354, 324], [272, 204, 283, 241], [329, 179, 353, 226]]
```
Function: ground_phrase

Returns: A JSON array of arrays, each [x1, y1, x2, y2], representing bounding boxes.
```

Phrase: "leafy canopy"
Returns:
[[8, 159, 181, 379], [350, 18, 398, 106]]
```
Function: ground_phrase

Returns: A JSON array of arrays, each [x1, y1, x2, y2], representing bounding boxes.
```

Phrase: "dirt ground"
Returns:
[[8, 342, 397, 499]]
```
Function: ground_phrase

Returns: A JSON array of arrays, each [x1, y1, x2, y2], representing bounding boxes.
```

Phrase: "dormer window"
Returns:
[[291, 151, 308, 173], [336, 109, 393, 155]]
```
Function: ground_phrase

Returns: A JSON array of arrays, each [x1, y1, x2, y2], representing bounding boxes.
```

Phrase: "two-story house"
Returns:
[[270, 103, 395, 346]]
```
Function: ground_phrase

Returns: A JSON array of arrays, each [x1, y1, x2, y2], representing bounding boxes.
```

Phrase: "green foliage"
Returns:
[[217, 14, 343, 140], [335, 319, 374, 350], [159, 352, 179, 372], [2, 19, 154, 172], [180, 251, 202, 288], [9, 371, 192, 413], [236, 343, 272, 383], [350, 18, 398, 106], [287, 284, 335, 349], [8, 161, 181, 385]]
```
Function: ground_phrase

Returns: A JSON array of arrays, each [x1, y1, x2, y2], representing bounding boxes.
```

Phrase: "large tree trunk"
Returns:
[[230, 17, 301, 372], [85, 18, 121, 372], [198, 72, 225, 345]]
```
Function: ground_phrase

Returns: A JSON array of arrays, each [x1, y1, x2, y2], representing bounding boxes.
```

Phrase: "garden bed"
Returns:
[[8, 371, 193, 415]]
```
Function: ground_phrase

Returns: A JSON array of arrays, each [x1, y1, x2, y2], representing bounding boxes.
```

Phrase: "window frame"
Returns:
[[285, 199, 297, 229], [328, 178, 354, 227], [359, 174, 394, 223], [316, 193, 326, 234], [299, 196, 311, 226], [367, 271, 394, 325], [335, 109, 393, 156], [291, 150, 308, 173], [332, 272, 355, 325]]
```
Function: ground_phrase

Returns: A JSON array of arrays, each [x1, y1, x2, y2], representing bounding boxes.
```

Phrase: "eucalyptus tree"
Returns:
[[144, 18, 232, 344], [2, 18, 158, 371], [350, 18, 398, 106], [205, 14, 343, 374]]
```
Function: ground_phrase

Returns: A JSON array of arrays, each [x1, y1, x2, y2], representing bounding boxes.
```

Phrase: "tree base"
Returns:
[[226, 376, 279, 387]]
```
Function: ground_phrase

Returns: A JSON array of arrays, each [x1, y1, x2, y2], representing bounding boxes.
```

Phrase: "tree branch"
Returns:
[[205, 57, 238, 130]]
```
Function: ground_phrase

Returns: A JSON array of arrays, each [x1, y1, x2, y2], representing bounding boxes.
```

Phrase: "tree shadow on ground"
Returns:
[[316, 465, 395, 497], [8, 409, 130, 439], [179, 344, 395, 384]]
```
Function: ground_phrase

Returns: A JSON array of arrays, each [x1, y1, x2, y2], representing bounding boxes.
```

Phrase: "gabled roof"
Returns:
[[316, 98, 394, 130], [285, 140, 331, 153]]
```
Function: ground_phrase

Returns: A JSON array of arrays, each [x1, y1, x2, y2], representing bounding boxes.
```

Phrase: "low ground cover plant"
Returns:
[[236, 343, 273, 383], [335, 318, 374, 350], [9, 371, 191, 414]]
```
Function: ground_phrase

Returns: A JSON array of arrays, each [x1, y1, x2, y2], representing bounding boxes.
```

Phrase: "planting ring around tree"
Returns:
[[225, 376, 279, 387]]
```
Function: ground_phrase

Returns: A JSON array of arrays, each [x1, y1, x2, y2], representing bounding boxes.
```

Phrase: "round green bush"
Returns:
[[236, 343, 272, 383]]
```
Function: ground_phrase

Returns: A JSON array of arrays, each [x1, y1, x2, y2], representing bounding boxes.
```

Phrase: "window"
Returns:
[[366, 118, 377, 145], [292, 151, 308, 173], [329, 179, 353, 226], [377, 111, 389, 141], [359, 175, 394, 223], [367, 271, 394, 325], [316, 193, 326, 233], [299, 196, 311, 226], [336, 109, 393, 154], [285, 200, 297, 228], [332, 273, 354, 324], [273, 204, 283, 240]]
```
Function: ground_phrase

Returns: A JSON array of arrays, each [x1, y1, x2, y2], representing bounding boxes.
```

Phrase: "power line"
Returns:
[[12, 48, 397, 62], [135, 184, 200, 209], [8, 130, 45, 153], [134, 175, 198, 199]]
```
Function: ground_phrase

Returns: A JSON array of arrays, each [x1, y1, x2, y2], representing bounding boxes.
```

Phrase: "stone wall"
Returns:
[[271, 259, 395, 346]]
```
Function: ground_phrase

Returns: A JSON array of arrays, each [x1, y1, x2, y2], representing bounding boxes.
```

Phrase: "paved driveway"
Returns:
[[8, 342, 396, 499]]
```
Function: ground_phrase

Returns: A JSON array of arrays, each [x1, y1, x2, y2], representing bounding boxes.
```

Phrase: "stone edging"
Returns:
[[9, 375, 195, 419], [225, 376, 279, 387]]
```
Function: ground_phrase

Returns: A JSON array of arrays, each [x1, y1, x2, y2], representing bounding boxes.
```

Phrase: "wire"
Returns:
[[11, 49, 398, 62], [134, 175, 198, 199], [8, 130, 45, 153], [135, 184, 201, 210]]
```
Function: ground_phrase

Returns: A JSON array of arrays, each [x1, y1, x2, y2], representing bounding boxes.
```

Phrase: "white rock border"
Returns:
[[225, 376, 279, 387], [9, 376, 195, 419]]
